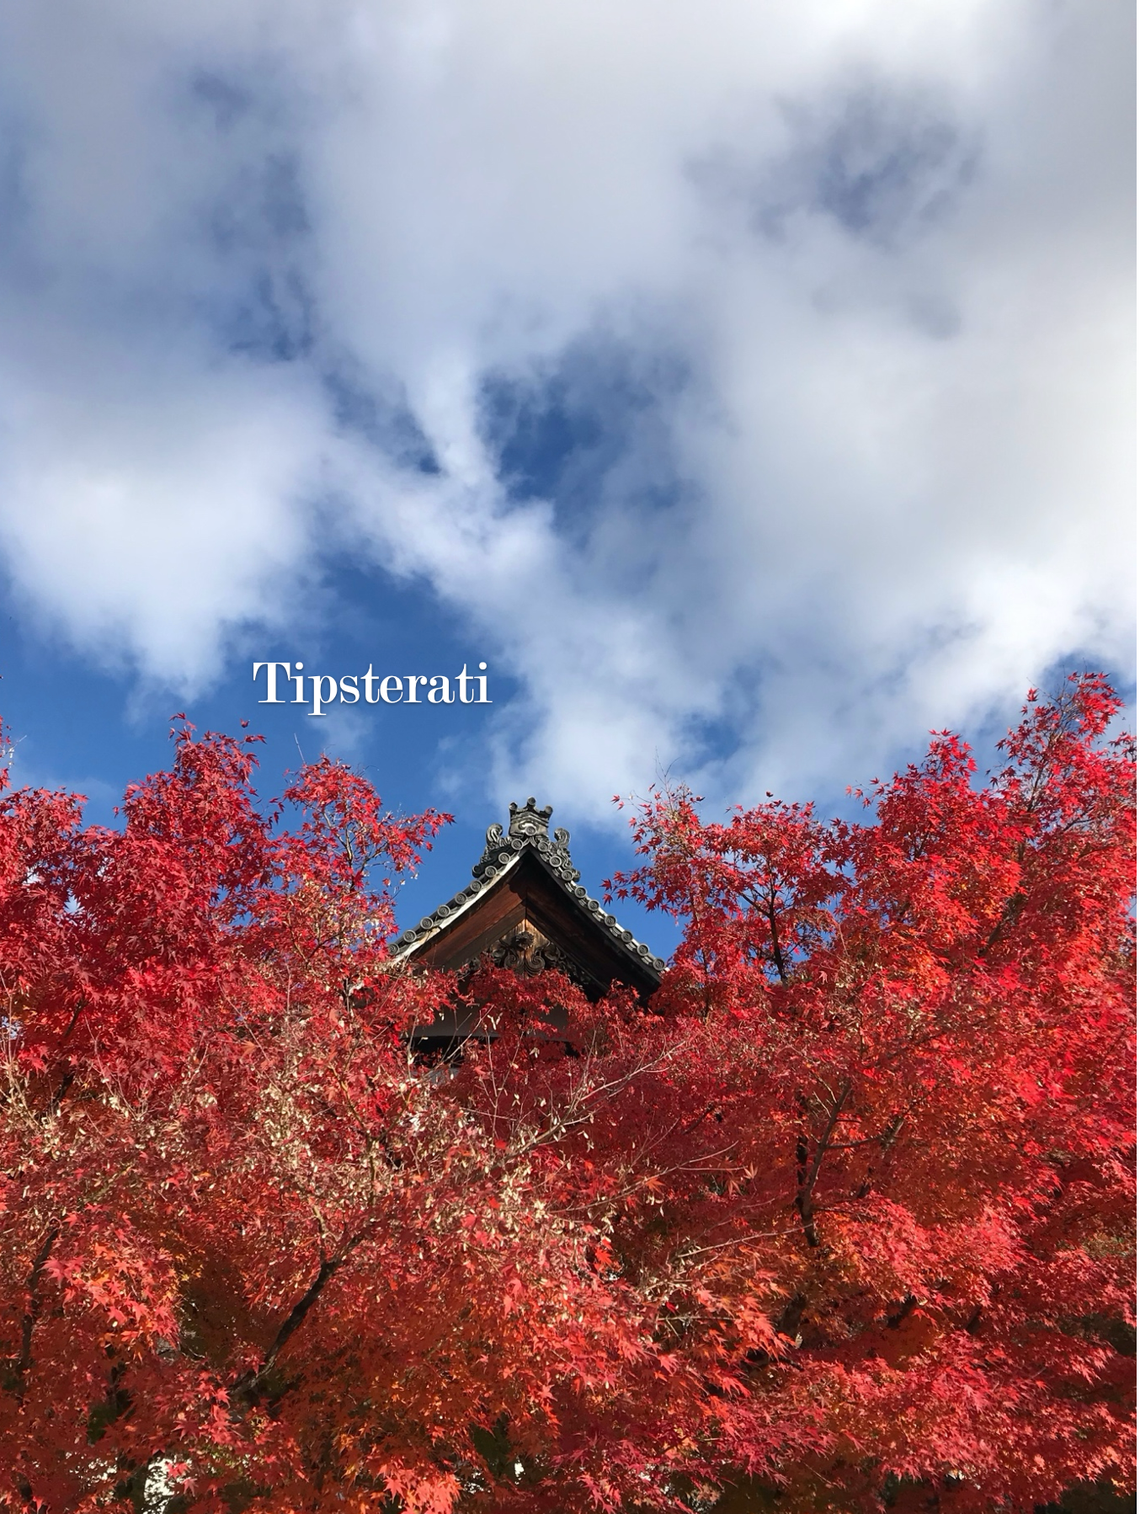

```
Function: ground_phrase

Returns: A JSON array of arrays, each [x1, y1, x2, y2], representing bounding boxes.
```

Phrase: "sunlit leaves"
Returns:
[[0, 680, 1133, 1513]]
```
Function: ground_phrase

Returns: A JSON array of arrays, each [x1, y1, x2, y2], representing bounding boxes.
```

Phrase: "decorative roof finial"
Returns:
[[508, 797, 553, 840], [473, 800, 573, 879]]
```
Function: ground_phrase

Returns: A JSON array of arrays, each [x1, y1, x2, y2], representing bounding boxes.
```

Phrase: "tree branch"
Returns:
[[795, 1083, 851, 1248], [5, 1225, 60, 1398], [233, 1232, 366, 1406]]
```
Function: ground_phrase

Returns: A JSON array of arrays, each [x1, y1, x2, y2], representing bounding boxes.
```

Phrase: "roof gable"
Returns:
[[392, 799, 664, 998]]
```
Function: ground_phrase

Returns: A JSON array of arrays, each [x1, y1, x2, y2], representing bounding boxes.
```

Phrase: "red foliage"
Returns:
[[0, 678, 1133, 1514]]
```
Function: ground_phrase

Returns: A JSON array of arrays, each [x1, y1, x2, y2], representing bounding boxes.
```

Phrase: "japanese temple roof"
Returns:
[[391, 798, 665, 992]]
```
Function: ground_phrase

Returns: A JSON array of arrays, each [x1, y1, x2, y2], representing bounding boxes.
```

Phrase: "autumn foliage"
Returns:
[[0, 677, 1134, 1513]]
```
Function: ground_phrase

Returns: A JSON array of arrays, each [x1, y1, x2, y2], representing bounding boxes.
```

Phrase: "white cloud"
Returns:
[[0, 354, 326, 681], [0, 0, 1132, 815]]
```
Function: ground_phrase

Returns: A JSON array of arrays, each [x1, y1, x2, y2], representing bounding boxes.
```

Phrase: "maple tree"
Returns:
[[0, 675, 1133, 1514]]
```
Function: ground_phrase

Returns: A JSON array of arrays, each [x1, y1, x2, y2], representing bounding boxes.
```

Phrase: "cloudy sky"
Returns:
[[0, 0, 1133, 945]]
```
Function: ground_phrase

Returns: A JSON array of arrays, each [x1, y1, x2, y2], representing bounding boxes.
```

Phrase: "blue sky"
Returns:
[[0, 0, 1133, 957]]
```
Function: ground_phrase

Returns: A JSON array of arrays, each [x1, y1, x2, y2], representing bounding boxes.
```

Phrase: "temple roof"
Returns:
[[391, 798, 665, 996]]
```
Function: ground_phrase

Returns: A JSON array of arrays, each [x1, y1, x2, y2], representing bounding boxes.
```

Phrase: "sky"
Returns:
[[0, 0, 1133, 956]]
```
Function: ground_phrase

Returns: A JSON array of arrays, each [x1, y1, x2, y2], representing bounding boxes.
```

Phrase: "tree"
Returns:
[[0, 676, 1133, 1514]]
